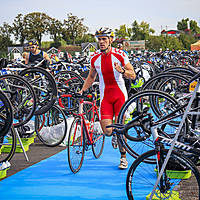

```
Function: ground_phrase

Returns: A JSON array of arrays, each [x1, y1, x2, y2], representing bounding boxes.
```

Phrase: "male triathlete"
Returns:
[[24, 40, 52, 67], [79, 27, 136, 169]]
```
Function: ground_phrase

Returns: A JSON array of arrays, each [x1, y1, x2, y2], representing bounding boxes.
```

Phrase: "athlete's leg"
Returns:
[[100, 119, 113, 136]]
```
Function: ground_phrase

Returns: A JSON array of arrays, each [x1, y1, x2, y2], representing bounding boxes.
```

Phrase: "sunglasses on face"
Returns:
[[29, 46, 36, 49]]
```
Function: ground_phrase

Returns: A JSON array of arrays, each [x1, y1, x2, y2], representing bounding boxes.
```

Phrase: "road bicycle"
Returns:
[[67, 89, 105, 173], [108, 69, 200, 199], [108, 106, 200, 199]]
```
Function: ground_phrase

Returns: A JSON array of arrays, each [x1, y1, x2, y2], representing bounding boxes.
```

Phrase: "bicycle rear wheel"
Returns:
[[126, 149, 200, 200], [92, 113, 105, 159], [19, 67, 57, 115], [67, 117, 85, 173], [35, 105, 67, 147], [55, 70, 84, 114], [0, 74, 36, 127]]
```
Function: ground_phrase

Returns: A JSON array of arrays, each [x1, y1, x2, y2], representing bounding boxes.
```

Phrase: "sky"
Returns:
[[0, 0, 199, 40]]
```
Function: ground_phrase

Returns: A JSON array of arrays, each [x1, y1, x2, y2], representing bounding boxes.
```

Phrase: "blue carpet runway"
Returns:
[[0, 137, 137, 200]]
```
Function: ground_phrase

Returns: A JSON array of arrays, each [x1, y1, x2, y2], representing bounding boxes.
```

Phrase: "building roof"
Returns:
[[8, 46, 23, 53], [47, 47, 59, 53], [81, 42, 98, 52], [161, 30, 183, 35]]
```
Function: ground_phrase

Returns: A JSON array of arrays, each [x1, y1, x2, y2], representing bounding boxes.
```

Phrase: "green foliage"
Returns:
[[179, 33, 197, 49], [147, 35, 184, 51], [62, 13, 88, 45], [177, 18, 189, 31], [48, 18, 63, 42], [0, 23, 13, 51], [115, 24, 132, 40], [75, 34, 96, 44], [23, 12, 51, 45], [50, 41, 61, 48], [41, 41, 51, 48], [131, 20, 155, 41], [190, 20, 200, 34], [0, 14, 200, 53], [11, 14, 28, 45]]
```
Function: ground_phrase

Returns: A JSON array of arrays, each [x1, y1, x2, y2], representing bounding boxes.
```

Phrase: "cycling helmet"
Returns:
[[95, 27, 115, 38], [26, 40, 39, 47]]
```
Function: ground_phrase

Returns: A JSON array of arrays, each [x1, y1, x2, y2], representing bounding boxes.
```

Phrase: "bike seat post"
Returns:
[[79, 98, 84, 114]]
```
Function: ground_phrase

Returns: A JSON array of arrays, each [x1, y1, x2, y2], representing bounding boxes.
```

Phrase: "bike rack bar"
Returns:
[[15, 128, 29, 162]]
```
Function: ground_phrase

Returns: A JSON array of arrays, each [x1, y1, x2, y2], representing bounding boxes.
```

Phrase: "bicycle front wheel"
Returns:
[[92, 113, 105, 159], [126, 149, 200, 200], [67, 117, 85, 173], [117, 90, 187, 161]]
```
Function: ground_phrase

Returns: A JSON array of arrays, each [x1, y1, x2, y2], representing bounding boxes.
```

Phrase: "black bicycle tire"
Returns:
[[126, 149, 200, 200], [19, 67, 57, 115], [55, 70, 84, 113], [117, 90, 184, 162], [67, 117, 85, 173], [0, 74, 37, 127], [163, 66, 195, 78], [35, 105, 67, 147], [54, 70, 84, 87], [0, 125, 17, 162], [142, 72, 189, 90], [0, 89, 13, 136], [92, 113, 105, 159]]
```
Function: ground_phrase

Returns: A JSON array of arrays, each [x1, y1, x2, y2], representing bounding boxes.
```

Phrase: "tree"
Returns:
[[0, 23, 13, 51], [48, 17, 63, 42], [0, 22, 12, 51], [115, 24, 132, 40], [131, 20, 155, 40], [179, 33, 196, 49], [11, 14, 28, 45], [146, 36, 163, 51], [177, 18, 189, 31], [62, 13, 88, 45], [23, 12, 51, 45], [190, 20, 200, 34], [76, 33, 96, 44]]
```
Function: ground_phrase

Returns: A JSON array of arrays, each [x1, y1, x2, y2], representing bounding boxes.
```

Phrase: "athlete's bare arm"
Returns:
[[43, 52, 52, 64], [114, 62, 136, 80], [80, 67, 97, 93]]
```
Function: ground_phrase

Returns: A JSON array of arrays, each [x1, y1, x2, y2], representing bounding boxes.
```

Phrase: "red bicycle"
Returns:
[[64, 89, 105, 173]]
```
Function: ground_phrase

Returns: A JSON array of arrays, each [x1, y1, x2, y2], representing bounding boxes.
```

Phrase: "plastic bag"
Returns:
[[39, 120, 66, 143]]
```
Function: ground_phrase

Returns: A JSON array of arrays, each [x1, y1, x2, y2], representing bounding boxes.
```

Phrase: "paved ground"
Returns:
[[1, 137, 66, 180]]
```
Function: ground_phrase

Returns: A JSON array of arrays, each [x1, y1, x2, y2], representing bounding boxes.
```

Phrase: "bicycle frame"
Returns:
[[149, 80, 200, 199], [75, 97, 100, 146], [65, 91, 101, 149]]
